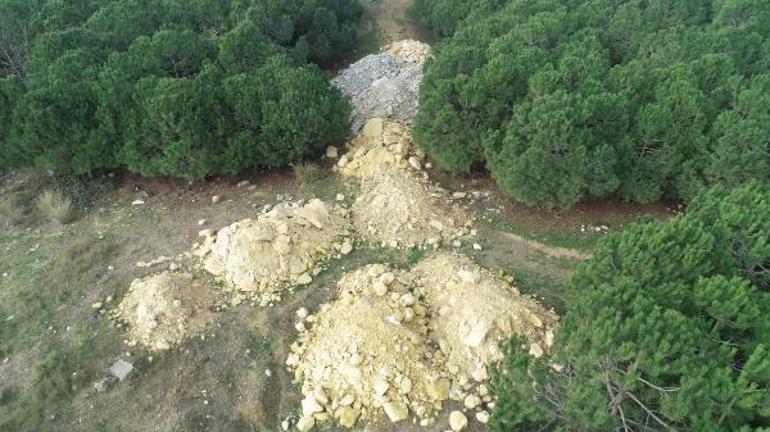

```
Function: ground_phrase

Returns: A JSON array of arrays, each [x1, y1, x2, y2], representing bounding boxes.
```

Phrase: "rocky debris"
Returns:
[[194, 199, 353, 306], [353, 171, 470, 249], [383, 40, 432, 65], [338, 119, 471, 249], [287, 254, 558, 430], [449, 411, 468, 431], [332, 40, 431, 134], [136, 255, 172, 268], [337, 118, 422, 180], [115, 272, 216, 351], [287, 264, 452, 429], [414, 253, 558, 383]]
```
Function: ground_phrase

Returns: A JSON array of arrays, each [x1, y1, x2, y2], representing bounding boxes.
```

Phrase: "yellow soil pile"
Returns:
[[287, 265, 448, 430], [115, 272, 216, 351], [383, 39, 432, 65], [337, 118, 422, 180], [353, 171, 470, 249], [339, 118, 471, 249], [194, 199, 353, 306], [287, 253, 559, 430], [415, 253, 558, 383]]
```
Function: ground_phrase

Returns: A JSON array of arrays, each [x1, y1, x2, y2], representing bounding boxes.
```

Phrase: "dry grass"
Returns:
[[0, 194, 25, 227], [293, 162, 327, 186], [36, 190, 73, 225]]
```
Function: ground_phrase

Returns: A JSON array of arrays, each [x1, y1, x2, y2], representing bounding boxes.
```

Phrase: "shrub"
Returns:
[[36, 190, 73, 224], [489, 182, 770, 431], [415, 0, 770, 209]]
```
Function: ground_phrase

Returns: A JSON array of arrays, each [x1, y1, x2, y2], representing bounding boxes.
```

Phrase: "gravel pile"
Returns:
[[332, 40, 431, 134]]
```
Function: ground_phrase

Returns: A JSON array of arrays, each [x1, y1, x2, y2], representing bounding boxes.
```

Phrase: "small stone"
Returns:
[[464, 394, 482, 409], [373, 281, 388, 296], [400, 293, 416, 307], [476, 411, 490, 424], [296, 307, 309, 320], [408, 156, 422, 171], [131, 199, 145, 206], [301, 396, 324, 417], [297, 273, 313, 285], [237, 180, 251, 188], [169, 262, 180, 271], [449, 411, 468, 431], [336, 193, 345, 201], [91, 302, 103, 310], [340, 241, 354, 255], [314, 387, 329, 405], [382, 401, 409, 423], [198, 219, 207, 226], [426, 377, 451, 401], [339, 394, 355, 406], [337, 155, 349, 168], [473, 243, 482, 251], [529, 342, 544, 358], [295, 322, 306, 332], [373, 378, 390, 396], [296, 416, 315, 432], [211, 195, 221, 204], [337, 406, 360, 428], [478, 384, 489, 397], [326, 146, 339, 159]]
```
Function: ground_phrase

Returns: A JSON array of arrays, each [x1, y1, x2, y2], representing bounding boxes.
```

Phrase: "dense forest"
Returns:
[[490, 182, 770, 431], [0, 0, 362, 179], [413, 0, 770, 209]]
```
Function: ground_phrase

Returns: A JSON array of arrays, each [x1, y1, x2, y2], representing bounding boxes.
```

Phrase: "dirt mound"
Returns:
[[332, 40, 429, 134], [337, 118, 422, 180], [287, 264, 450, 430], [414, 253, 558, 382], [116, 272, 216, 351], [338, 119, 471, 249], [287, 254, 559, 430], [353, 171, 469, 249], [383, 40, 432, 65], [194, 199, 353, 306]]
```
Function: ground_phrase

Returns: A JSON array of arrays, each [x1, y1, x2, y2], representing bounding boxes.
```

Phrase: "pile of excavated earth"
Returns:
[[113, 39, 561, 432], [332, 40, 431, 134], [115, 272, 216, 351], [287, 253, 558, 431], [193, 199, 353, 307], [337, 117, 472, 249]]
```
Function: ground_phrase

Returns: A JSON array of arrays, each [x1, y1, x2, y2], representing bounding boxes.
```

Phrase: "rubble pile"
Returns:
[[115, 272, 216, 351], [287, 253, 559, 430], [339, 118, 472, 249], [193, 199, 353, 306]]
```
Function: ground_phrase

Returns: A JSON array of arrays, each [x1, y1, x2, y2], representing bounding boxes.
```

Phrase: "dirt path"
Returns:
[[500, 232, 591, 261], [362, 0, 419, 42]]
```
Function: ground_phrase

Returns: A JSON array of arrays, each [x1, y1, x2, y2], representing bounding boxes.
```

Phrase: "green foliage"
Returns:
[[415, 0, 770, 209], [0, 0, 361, 179], [490, 183, 770, 431]]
